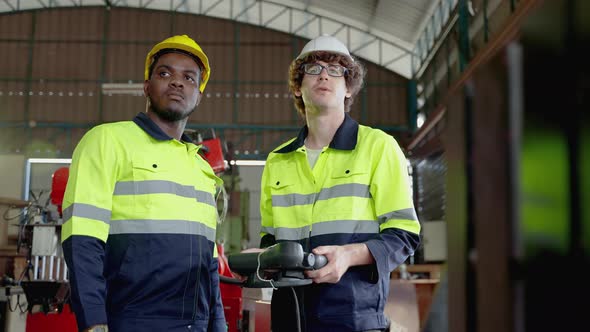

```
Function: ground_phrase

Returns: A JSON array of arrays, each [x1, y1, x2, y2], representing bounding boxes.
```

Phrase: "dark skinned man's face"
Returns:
[[144, 52, 202, 122]]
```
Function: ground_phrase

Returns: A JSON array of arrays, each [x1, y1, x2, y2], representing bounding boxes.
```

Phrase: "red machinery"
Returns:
[[200, 137, 227, 174], [49, 167, 69, 217], [25, 168, 76, 332], [26, 304, 77, 332], [217, 244, 244, 331]]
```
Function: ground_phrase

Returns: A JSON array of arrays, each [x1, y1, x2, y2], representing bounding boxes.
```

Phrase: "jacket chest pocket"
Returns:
[[330, 165, 369, 182], [129, 157, 179, 211], [323, 166, 372, 219], [131, 156, 175, 179], [270, 176, 299, 208], [268, 164, 297, 191]]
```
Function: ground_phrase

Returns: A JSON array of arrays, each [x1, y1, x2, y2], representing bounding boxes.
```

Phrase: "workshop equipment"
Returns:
[[217, 243, 244, 332]]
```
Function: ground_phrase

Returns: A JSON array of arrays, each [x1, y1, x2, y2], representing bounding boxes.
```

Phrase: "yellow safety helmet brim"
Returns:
[[144, 35, 210, 92]]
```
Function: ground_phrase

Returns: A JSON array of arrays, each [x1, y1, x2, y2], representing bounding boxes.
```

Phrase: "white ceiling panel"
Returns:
[[0, 0, 456, 78]]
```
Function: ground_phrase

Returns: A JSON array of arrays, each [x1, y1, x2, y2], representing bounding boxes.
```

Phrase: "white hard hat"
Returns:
[[296, 34, 353, 61]]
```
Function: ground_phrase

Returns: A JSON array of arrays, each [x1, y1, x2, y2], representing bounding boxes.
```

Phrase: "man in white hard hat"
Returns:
[[259, 35, 421, 331], [62, 35, 226, 332]]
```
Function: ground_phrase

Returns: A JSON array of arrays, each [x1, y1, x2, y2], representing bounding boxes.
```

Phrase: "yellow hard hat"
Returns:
[[144, 35, 210, 92]]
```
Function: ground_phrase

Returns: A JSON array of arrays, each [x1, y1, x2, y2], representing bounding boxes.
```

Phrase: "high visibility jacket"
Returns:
[[260, 114, 421, 332], [61, 112, 226, 332]]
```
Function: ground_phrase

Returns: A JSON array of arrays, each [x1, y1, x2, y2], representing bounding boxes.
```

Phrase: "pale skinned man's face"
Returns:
[[295, 60, 351, 114]]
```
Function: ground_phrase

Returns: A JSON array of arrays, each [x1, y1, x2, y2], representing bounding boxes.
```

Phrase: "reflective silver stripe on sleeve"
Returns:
[[114, 180, 216, 207], [378, 208, 418, 224], [260, 226, 275, 235], [62, 203, 111, 224], [109, 219, 216, 242], [272, 183, 371, 207], [311, 219, 379, 236]]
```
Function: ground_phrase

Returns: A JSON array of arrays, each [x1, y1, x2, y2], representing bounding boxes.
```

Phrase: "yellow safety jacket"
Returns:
[[61, 112, 225, 332], [260, 113, 420, 332]]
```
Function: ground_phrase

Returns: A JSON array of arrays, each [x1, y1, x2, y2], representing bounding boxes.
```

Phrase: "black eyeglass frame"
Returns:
[[301, 63, 348, 77]]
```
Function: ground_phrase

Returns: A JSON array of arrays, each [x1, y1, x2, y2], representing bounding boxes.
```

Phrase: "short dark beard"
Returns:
[[148, 99, 196, 122]]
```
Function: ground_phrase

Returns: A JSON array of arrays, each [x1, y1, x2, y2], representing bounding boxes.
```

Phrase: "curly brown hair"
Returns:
[[288, 51, 365, 118]]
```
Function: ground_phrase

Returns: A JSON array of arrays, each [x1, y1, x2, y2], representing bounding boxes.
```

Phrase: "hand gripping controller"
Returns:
[[224, 242, 328, 288]]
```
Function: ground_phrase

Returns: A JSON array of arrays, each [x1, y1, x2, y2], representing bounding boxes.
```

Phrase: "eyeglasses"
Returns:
[[301, 63, 347, 77]]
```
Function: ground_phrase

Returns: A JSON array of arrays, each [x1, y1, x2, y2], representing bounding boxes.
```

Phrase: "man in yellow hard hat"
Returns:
[[62, 35, 226, 332]]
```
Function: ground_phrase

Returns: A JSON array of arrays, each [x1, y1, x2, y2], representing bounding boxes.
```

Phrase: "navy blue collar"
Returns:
[[133, 112, 193, 142], [275, 113, 359, 153]]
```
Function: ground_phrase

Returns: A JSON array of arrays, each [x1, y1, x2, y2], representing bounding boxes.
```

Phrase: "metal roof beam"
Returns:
[[262, 6, 287, 27], [2, 0, 16, 10], [292, 15, 317, 34], [202, 0, 223, 15], [173, 0, 188, 12], [233, 0, 256, 20]]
